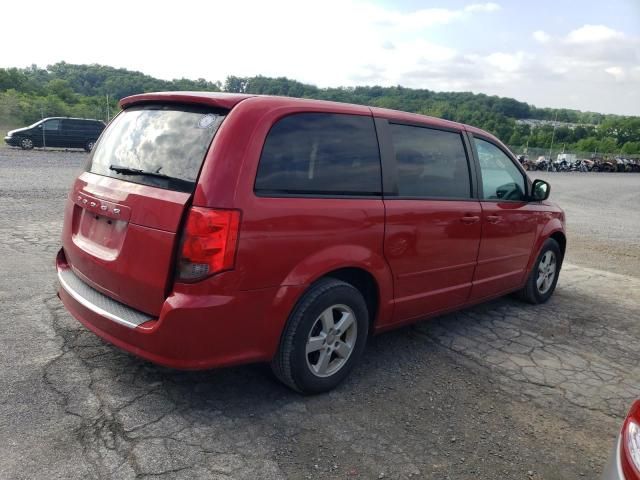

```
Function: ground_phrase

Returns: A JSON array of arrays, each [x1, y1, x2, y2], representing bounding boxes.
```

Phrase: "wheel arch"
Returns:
[[549, 230, 566, 259], [314, 267, 380, 332], [278, 245, 394, 329], [526, 223, 566, 276]]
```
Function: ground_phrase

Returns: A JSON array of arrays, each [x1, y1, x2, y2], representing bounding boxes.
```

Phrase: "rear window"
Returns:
[[87, 104, 225, 192], [255, 113, 382, 196]]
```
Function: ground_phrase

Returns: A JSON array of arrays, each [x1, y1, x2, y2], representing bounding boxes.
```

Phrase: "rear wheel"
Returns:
[[20, 137, 34, 150], [271, 278, 369, 394], [516, 238, 562, 304], [84, 139, 96, 152]]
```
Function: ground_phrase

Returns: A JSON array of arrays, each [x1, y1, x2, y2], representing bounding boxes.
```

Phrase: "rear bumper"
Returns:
[[602, 436, 625, 480], [56, 248, 301, 370]]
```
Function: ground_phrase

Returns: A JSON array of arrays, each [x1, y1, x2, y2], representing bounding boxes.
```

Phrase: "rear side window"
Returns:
[[255, 113, 382, 196], [390, 123, 471, 199], [63, 120, 81, 130], [88, 105, 225, 193]]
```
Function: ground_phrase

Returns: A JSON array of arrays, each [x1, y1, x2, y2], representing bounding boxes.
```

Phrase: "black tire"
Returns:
[[271, 278, 369, 394], [19, 137, 34, 150], [516, 238, 562, 304], [84, 139, 96, 152]]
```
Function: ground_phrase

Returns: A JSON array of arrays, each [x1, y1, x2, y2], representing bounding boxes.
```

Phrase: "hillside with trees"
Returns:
[[1, 62, 638, 155]]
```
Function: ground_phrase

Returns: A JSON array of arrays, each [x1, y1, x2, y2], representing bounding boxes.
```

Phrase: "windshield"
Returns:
[[87, 104, 226, 192]]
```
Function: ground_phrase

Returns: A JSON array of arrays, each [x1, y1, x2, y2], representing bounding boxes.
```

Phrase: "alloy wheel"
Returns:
[[536, 250, 557, 294], [305, 304, 357, 378]]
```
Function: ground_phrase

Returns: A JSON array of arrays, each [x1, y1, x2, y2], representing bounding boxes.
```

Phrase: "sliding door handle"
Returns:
[[461, 215, 480, 224]]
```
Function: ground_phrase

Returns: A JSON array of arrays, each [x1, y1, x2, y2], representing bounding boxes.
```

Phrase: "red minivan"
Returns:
[[56, 92, 566, 393]]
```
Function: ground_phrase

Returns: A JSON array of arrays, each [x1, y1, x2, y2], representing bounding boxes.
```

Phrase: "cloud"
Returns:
[[605, 66, 625, 80], [381, 40, 396, 50], [371, 2, 501, 30], [485, 52, 527, 73], [566, 24, 624, 44], [351, 20, 639, 114], [558, 25, 639, 66], [464, 2, 501, 13], [533, 30, 551, 44], [0, 1, 637, 115], [508, 25, 640, 113]]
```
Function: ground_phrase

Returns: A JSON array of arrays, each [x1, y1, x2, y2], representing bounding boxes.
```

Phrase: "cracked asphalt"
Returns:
[[0, 147, 639, 480]]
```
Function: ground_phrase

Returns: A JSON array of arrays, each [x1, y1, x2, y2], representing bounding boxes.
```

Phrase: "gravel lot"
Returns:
[[0, 147, 639, 480], [533, 171, 640, 277]]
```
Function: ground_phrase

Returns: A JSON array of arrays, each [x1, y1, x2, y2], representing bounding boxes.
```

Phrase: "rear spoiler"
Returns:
[[119, 92, 254, 110]]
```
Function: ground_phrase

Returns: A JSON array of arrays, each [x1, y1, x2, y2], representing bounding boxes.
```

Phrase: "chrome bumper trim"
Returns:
[[58, 268, 153, 329], [601, 436, 625, 480]]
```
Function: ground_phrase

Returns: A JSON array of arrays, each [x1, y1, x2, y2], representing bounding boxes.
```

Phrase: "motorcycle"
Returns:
[[570, 159, 589, 172], [554, 160, 570, 172], [534, 157, 552, 172], [591, 158, 615, 172]]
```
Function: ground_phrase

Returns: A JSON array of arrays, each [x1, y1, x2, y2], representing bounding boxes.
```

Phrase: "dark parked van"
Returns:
[[4, 117, 105, 151], [57, 92, 566, 394]]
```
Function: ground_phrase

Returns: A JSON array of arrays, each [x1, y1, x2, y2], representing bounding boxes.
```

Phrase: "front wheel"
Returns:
[[271, 278, 369, 394], [20, 137, 34, 150], [516, 238, 562, 304], [84, 139, 96, 152]]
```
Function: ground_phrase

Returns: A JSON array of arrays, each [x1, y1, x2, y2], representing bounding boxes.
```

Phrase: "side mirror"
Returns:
[[531, 179, 550, 201]]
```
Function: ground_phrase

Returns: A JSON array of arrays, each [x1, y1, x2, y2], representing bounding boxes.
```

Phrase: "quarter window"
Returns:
[[255, 113, 382, 196], [474, 138, 526, 201], [389, 123, 471, 199]]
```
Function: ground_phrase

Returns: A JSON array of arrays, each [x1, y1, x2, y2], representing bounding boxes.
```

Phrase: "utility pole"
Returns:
[[548, 111, 558, 166], [41, 106, 45, 148], [106, 94, 110, 122]]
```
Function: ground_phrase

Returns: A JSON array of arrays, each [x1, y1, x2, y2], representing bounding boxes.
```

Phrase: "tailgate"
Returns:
[[61, 103, 226, 316], [62, 174, 188, 316]]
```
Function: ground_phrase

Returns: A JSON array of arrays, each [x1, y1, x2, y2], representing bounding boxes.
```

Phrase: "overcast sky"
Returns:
[[1, 0, 638, 115]]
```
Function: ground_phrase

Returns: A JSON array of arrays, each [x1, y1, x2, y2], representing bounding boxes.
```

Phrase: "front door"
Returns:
[[42, 119, 62, 147], [382, 121, 482, 323], [469, 135, 538, 300]]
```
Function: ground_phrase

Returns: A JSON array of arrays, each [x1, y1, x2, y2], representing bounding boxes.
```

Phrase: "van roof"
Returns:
[[40, 117, 104, 122], [119, 91, 499, 143]]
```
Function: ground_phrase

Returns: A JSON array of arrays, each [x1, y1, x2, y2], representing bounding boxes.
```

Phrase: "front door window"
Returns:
[[43, 119, 61, 131], [475, 138, 526, 201]]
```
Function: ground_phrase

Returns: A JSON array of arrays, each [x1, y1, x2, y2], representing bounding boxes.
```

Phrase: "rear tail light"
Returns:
[[621, 401, 640, 480], [177, 207, 241, 282]]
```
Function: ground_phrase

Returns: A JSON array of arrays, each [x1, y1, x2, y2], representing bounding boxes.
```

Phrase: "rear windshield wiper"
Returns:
[[109, 164, 172, 179], [109, 164, 193, 190]]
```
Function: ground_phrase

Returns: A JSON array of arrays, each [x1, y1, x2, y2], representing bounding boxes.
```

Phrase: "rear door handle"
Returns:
[[486, 215, 501, 223], [461, 215, 480, 224]]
